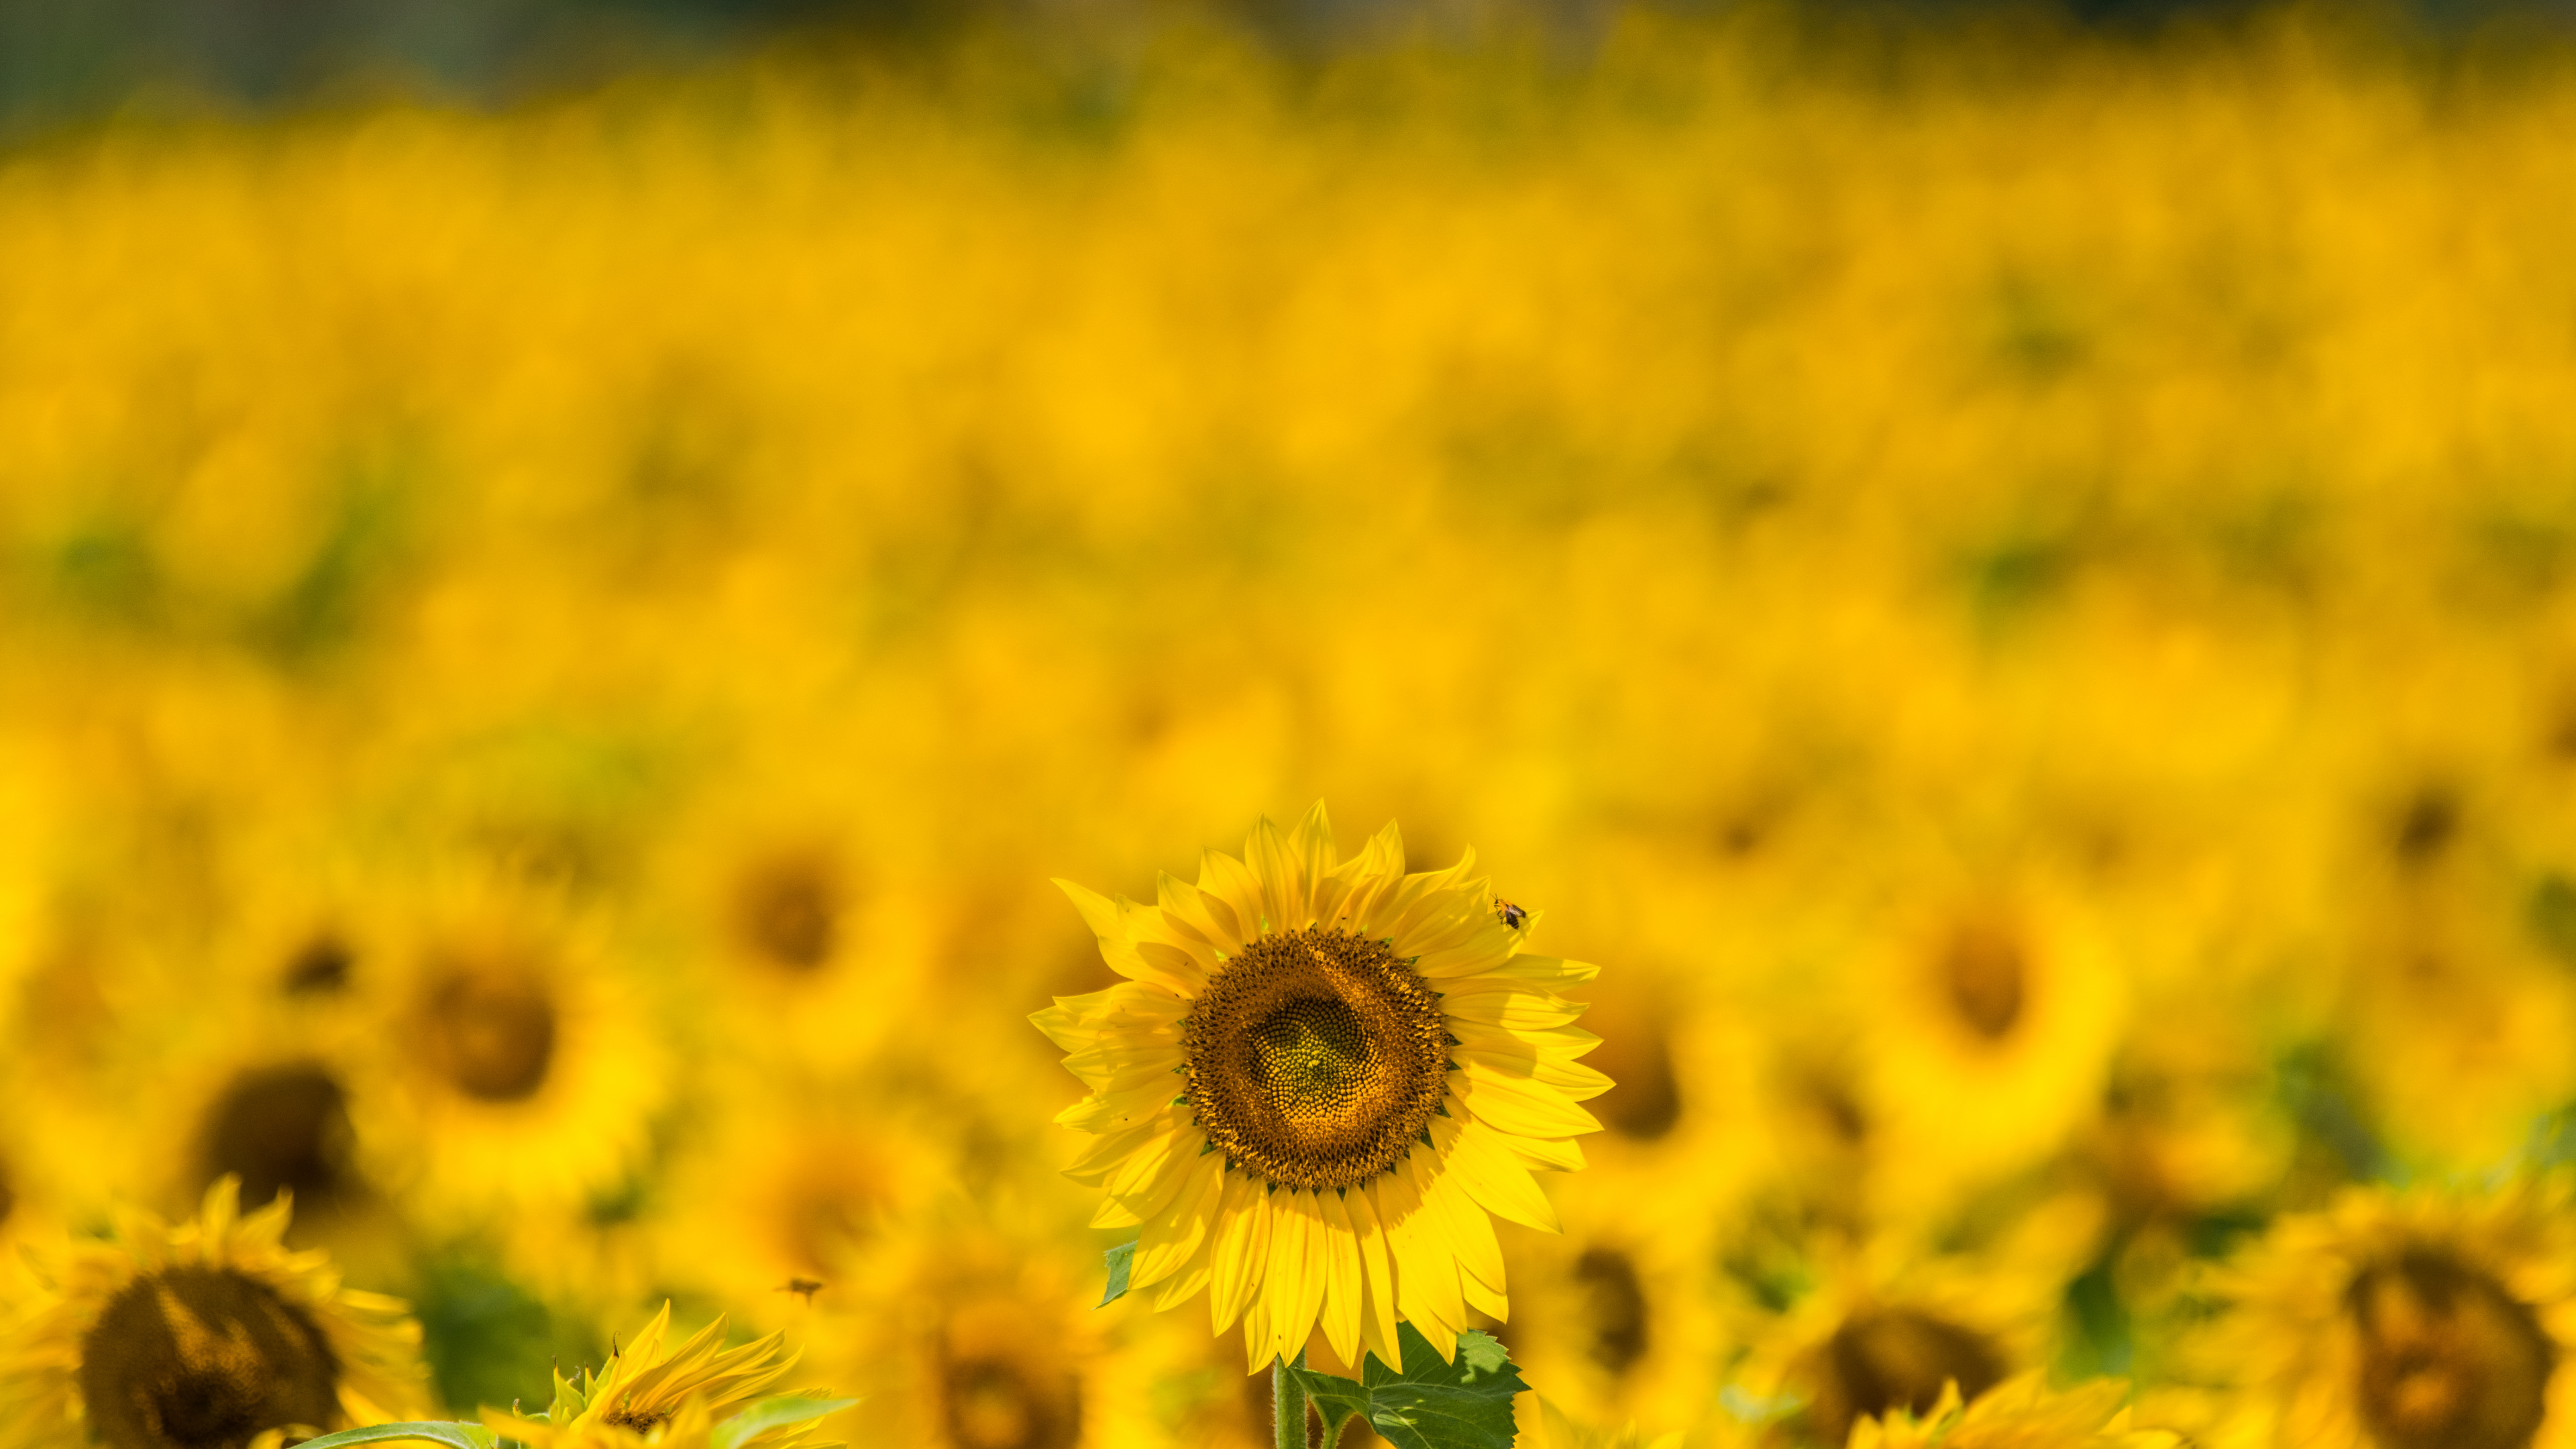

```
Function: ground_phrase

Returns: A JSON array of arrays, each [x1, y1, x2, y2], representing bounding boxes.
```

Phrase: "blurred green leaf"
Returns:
[[1097, 1240, 1137, 1307], [412, 1252, 563, 1417], [1285, 1324, 1525, 1449], [2528, 873, 2576, 967], [291, 1422, 498, 1449], [712, 1395, 860, 1449]]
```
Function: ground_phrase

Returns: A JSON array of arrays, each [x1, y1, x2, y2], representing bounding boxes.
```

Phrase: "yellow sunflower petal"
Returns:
[[1316, 1188, 1366, 1368], [1345, 1184, 1405, 1372], [1452, 1063, 1605, 1142], [1134, 1153, 1226, 1290], [1246, 816, 1311, 933], [1414, 1137, 1511, 1293], [1444, 1116, 1562, 1233], [1267, 1188, 1328, 1364], [1377, 1163, 1466, 1348], [1157, 872, 1244, 955], [1209, 1172, 1272, 1332], [1197, 849, 1266, 941]]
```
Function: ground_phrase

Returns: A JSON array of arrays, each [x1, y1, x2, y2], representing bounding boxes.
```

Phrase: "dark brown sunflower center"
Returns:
[[1941, 924, 2027, 1042], [197, 1063, 356, 1213], [737, 855, 843, 972], [942, 1353, 1079, 1449], [1574, 1246, 1650, 1377], [2350, 1251, 2554, 1449], [280, 936, 354, 996], [1183, 927, 1448, 1191], [1798, 1308, 2007, 1447], [78, 1265, 341, 1449], [783, 1171, 889, 1273], [421, 967, 557, 1103]]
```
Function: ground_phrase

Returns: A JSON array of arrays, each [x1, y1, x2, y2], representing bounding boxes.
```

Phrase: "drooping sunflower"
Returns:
[[0, 1177, 428, 1449], [2192, 1179, 2576, 1449], [1032, 804, 1609, 1374], [481, 1303, 833, 1449]]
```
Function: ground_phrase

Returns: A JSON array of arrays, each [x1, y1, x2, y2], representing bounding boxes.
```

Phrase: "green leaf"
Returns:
[[1285, 1324, 1527, 1449], [290, 1423, 499, 1449], [712, 1395, 861, 1449], [1098, 1240, 1137, 1307]]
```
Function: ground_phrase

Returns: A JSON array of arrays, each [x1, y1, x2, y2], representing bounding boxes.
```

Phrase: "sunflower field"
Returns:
[[6, 7, 2576, 1448]]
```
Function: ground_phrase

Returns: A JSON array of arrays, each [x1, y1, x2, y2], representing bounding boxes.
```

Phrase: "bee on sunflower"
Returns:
[[2192, 1179, 2576, 1449], [1032, 804, 1609, 1378], [0, 1177, 428, 1449]]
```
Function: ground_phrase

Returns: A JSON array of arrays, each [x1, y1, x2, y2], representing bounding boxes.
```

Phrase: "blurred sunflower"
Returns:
[[0, 1177, 427, 1449], [482, 1303, 826, 1447], [131, 863, 377, 1227], [2332, 780, 2576, 1171], [1851, 856, 2127, 1221], [1034, 804, 1609, 1374], [342, 871, 671, 1224], [1509, 1118, 1739, 1433], [1727, 1234, 2071, 1449], [651, 763, 943, 1075], [2196, 1180, 2576, 1449], [1850, 1374, 2180, 1449], [819, 1218, 1119, 1449], [649, 1071, 951, 1321]]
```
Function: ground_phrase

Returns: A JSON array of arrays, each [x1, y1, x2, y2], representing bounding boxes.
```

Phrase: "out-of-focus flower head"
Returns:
[[2194, 1178, 2576, 1449], [0, 1177, 428, 1449], [1851, 1375, 2180, 1449], [480, 1304, 822, 1449]]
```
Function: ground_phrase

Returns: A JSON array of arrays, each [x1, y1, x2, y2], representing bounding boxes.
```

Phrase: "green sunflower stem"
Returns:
[[1275, 1352, 1310, 1449]]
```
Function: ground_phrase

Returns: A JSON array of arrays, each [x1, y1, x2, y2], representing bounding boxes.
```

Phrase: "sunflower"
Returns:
[[480, 1304, 833, 1448], [810, 1212, 1131, 1449], [1032, 804, 1609, 1375], [647, 746, 945, 1077], [647, 1069, 951, 1324], [1845, 851, 2127, 1224], [0, 1177, 428, 1449], [1849, 1374, 2182, 1449], [1724, 1230, 2077, 1449], [339, 868, 671, 1226], [2193, 1179, 2576, 1449]]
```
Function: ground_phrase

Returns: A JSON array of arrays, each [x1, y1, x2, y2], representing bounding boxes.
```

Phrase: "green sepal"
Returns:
[[712, 1394, 861, 1449], [1284, 1324, 1526, 1449], [1098, 1240, 1138, 1307], [287, 1424, 499, 1449]]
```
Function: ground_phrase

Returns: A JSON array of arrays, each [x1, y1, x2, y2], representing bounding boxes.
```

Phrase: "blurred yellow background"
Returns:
[[5, 8, 2576, 1445]]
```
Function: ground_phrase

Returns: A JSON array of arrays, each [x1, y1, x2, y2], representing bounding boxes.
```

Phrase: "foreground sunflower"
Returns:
[[1033, 804, 1609, 1375], [481, 1304, 827, 1448], [0, 1178, 427, 1449], [2194, 1179, 2576, 1449]]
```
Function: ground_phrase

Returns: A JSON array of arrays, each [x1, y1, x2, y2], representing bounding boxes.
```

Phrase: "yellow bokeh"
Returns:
[[7, 9, 2576, 1446]]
